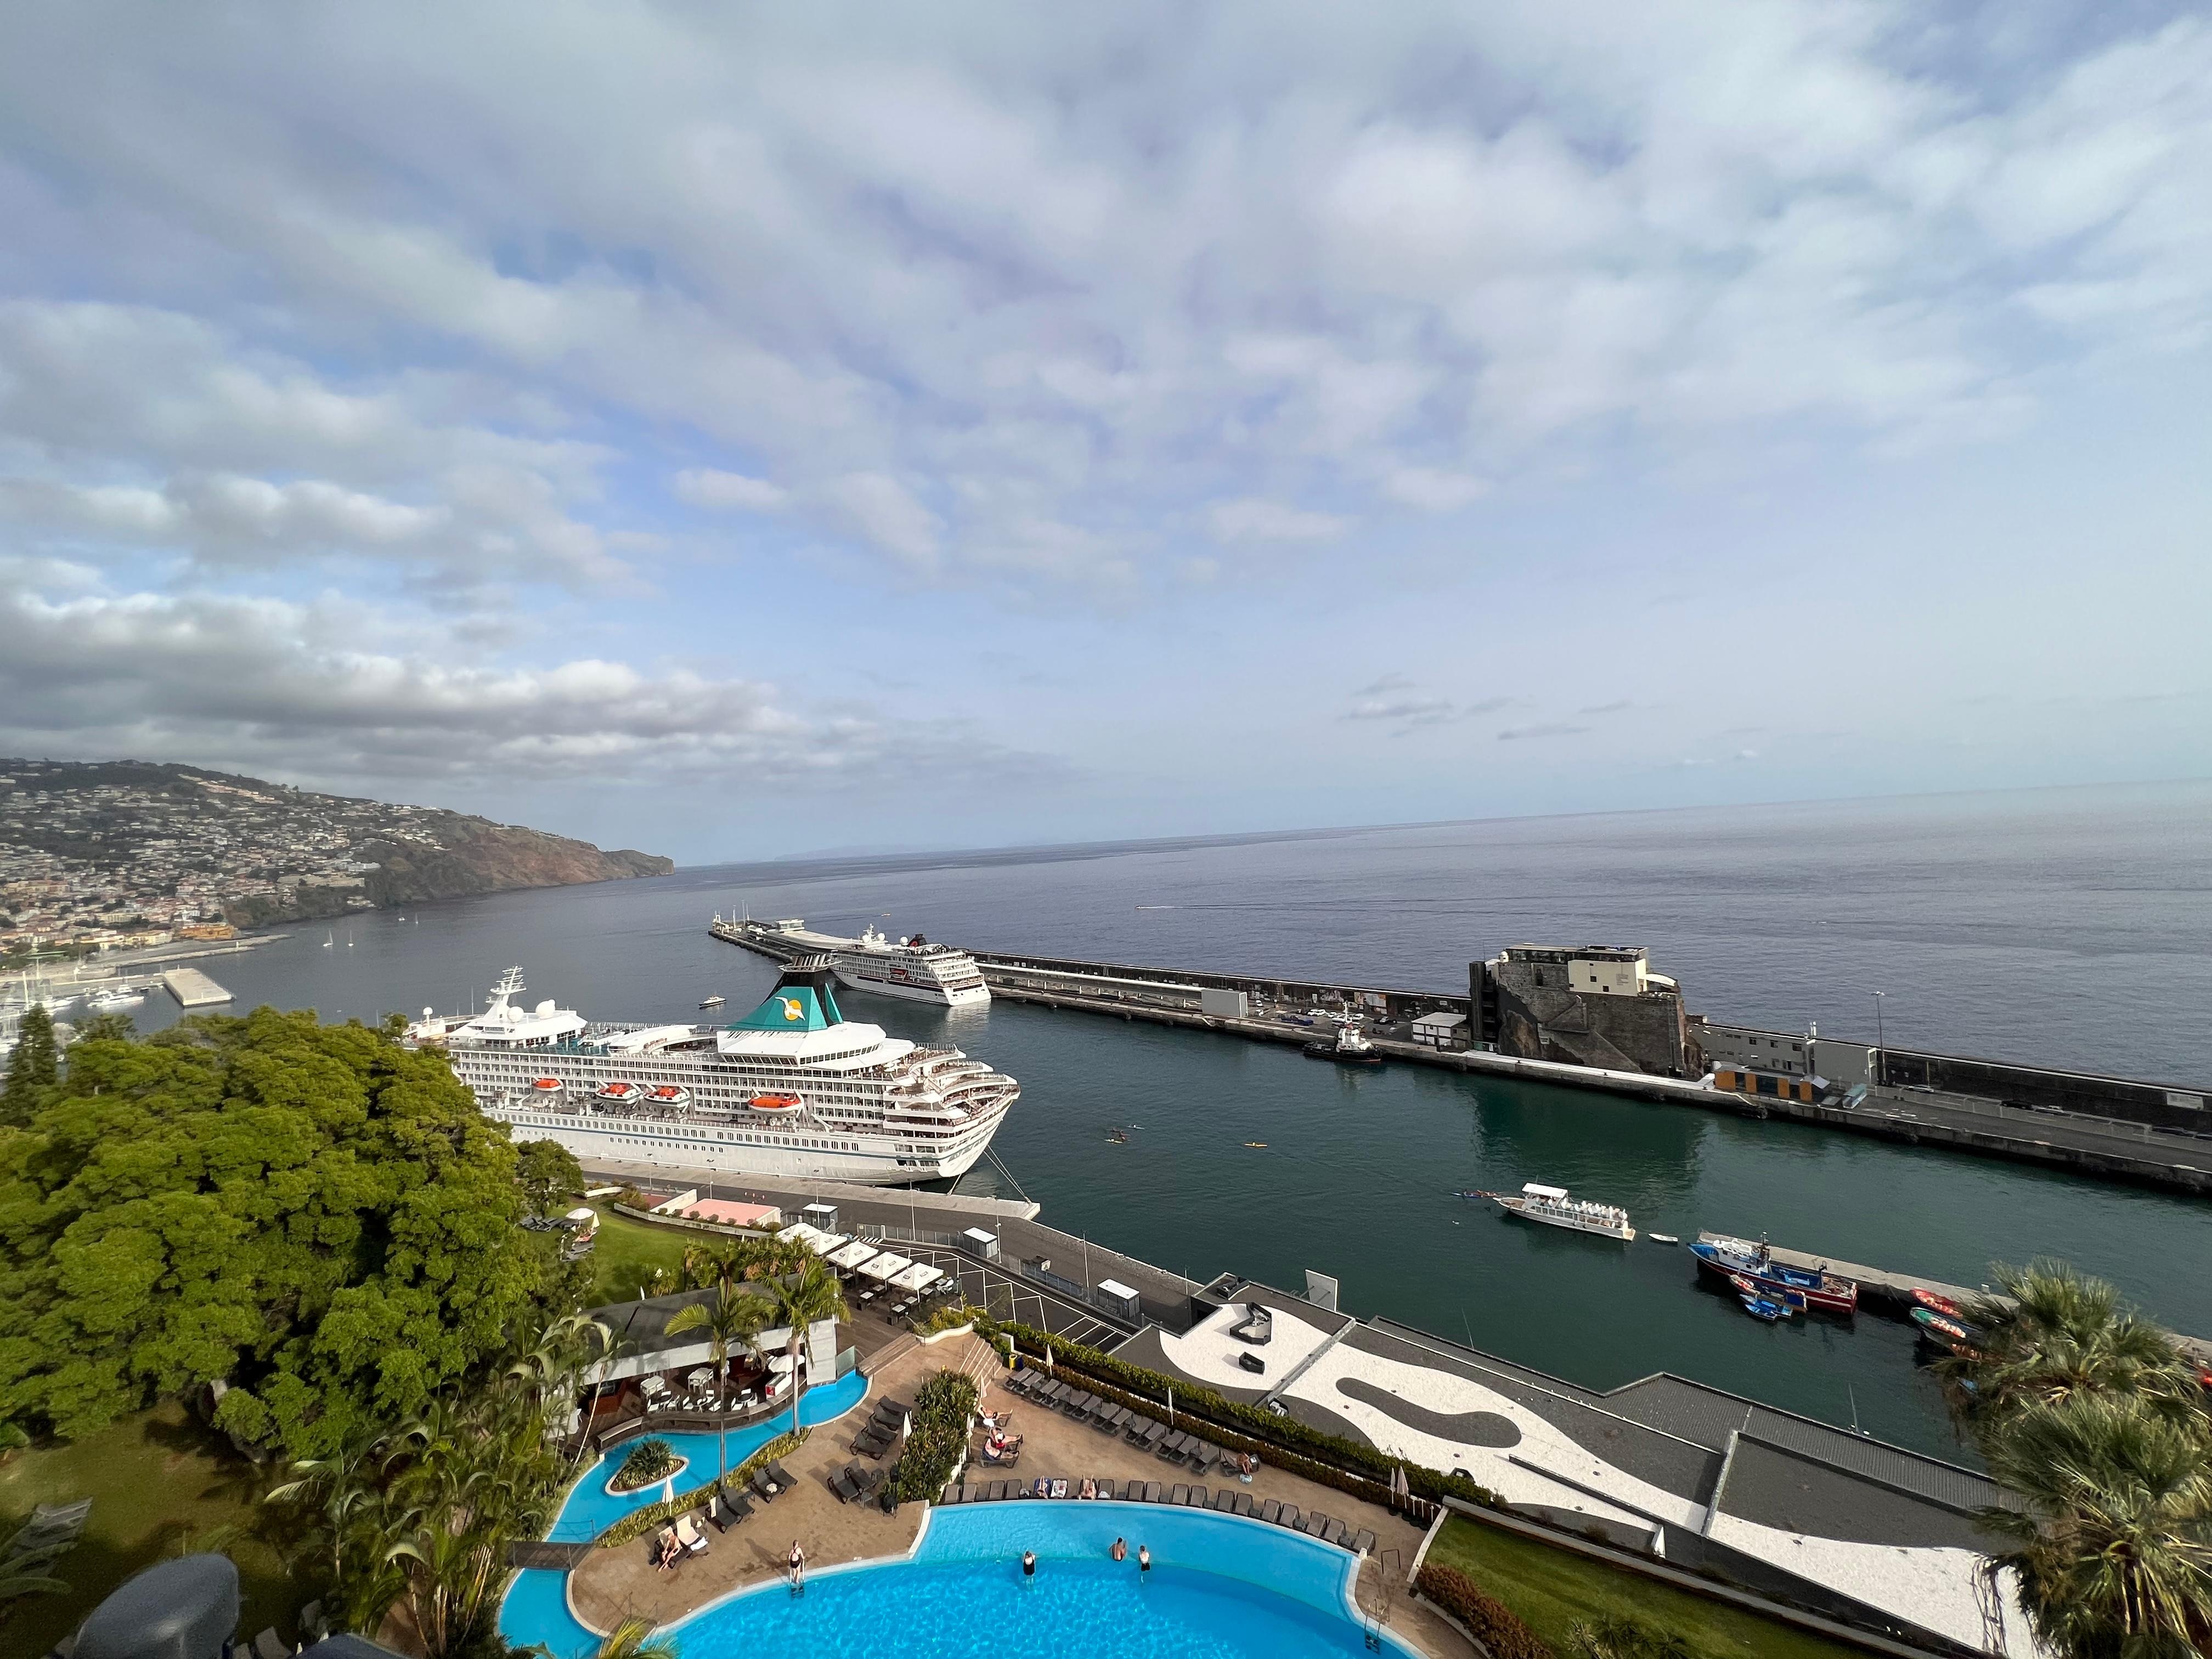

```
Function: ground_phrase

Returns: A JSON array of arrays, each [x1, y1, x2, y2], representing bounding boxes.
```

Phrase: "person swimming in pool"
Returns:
[[1138, 1544, 1152, 1580], [1022, 1549, 1037, 1586]]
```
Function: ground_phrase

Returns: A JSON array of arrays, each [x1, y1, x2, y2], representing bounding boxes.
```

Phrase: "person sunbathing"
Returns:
[[1078, 1477, 1097, 1499]]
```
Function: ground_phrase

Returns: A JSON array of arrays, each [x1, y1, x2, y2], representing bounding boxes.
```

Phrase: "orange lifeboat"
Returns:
[[593, 1081, 642, 1104], [748, 1092, 804, 1114], [647, 1084, 692, 1108], [529, 1077, 563, 1094]]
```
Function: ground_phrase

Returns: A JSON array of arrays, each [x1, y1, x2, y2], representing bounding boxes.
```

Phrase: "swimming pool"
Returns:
[[546, 1370, 870, 1541], [530, 1501, 1418, 1659]]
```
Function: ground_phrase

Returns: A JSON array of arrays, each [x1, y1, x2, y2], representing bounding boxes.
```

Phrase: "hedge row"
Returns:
[[1414, 1563, 1556, 1659], [890, 1369, 979, 1503], [595, 1427, 807, 1548], [996, 1322, 1501, 1511]]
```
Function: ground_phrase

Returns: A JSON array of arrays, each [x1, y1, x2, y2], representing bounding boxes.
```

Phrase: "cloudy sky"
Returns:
[[2, 3, 2207, 861]]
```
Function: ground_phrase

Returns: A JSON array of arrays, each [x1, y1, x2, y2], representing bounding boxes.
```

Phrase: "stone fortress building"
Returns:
[[1472, 944, 1698, 1078]]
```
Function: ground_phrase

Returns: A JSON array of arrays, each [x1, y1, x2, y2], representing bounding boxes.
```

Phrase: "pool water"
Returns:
[[548, 1370, 869, 1541], [644, 1503, 1410, 1658]]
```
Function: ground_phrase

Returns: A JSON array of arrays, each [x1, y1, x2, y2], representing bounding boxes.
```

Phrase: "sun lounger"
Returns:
[[1258, 1499, 1282, 1525], [1210, 1488, 1236, 1511], [1158, 1431, 1193, 1462], [767, 1460, 796, 1490], [1095, 1479, 1116, 1499], [830, 1468, 862, 1503], [750, 1469, 781, 1502], [1168, 1483, 1189, 1505], [1233, 1493, 1256, 1517], [1301, 1513, 1328, 1538], [1142, 1480, 1163, 1503], [1187, 1486, 1208, 1508], [1066, 1390, 1099, 1418], [1323, 1518, 1350, 1547], [940, 1483, 964, 1504], [1094, 1403, 1128, 1434], [1050, 1477, 1069, 1498], [1186, 1441, 1218, 1470], [1125, 1415, 1159, 1444], [852, 1430, 891, 1458], [877, 1396, 912, 1418], [1276, 1504, 1301, 1530], [1352, 1528, 1377, 1556], [675, 1515, 709, 1554]]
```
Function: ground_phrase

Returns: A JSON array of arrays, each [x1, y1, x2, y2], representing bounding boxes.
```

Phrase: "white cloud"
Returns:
[[1383, 468, 1491, 513], [1207, 498, 1350, 545], [0, 562, 1046, 790], [831, 472, 943, 569], [675, 468, 790, 512]]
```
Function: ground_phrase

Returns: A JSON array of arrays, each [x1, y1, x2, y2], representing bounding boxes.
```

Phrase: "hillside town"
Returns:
[[0, 760, 447, 960]]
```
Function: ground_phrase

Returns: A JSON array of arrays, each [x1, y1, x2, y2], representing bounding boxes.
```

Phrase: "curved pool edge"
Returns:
[[500, 1370, 877, 1654], [631, 1499, 1421, 1659]]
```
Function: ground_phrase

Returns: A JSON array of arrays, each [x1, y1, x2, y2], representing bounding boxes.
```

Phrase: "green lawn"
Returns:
[[0, 1405, 297, 1657], [580, 1205, 692, 1309], [1424, 1515, 1875, 1658]]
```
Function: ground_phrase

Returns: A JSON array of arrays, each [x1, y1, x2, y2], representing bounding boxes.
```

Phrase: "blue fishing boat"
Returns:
[[1691, 1235, 1858, 1312], [1729, 1272, 1793, 1322]]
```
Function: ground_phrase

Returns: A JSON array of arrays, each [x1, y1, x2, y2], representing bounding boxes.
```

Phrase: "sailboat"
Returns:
[[322, 930, 333, 948]]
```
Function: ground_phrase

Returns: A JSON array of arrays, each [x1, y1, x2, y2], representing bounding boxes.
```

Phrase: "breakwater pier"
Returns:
[[708, 919, 2212, 1197]]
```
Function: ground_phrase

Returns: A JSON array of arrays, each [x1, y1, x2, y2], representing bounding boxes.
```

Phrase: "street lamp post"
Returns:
[[1872, 991, 1887, 1090]]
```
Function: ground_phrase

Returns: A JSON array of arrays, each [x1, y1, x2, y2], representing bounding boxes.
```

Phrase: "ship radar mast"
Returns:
[[487, 967, 526, 1010]]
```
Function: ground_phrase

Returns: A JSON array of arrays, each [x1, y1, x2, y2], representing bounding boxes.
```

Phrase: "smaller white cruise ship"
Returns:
[[1470, 1182, 1635, 1242], [414, 963, 1017, 1184], [711, 917, 990, 1008]]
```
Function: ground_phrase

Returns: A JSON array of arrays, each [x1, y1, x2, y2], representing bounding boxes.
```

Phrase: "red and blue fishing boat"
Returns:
[[1690, 1234, 1859, 1313]]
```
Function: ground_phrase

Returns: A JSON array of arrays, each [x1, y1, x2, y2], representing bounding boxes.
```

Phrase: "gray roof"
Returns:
[[1717, 1438, 1999, 1551]]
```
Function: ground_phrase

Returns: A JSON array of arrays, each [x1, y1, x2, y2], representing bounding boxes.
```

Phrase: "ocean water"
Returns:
[[116, 782, 2212, 1458]]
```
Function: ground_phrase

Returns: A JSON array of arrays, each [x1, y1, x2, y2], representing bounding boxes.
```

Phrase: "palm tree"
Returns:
[[758, 1257, 849, 1438], [1938, 1260, 2199, 1437], [1566, 1618, 1695, 1659], [665, 1284, 768, 1488], [1977, 1392, 2212, 1658], [595, 1615, 680, 1659]]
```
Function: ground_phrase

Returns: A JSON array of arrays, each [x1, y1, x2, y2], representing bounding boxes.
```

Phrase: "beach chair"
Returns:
[[723, 1490, 755, 1525], [856, 1464, 886, 1496], [767, 1460, 797, 1490], [749, 1469, 781, 1503], [1029, 1476, 1051, 1499], [1233, 1493, 1256, 1517], [1210, 1488, 1236, 1512], [990, 1480, 1012, 1501], [940, 1483, 964, 1504], [1125, 1415, 1159, 1444], [1258, 1499, 1282, 1525], [1094, 1403, 1127, 1434], [1049, 1477, 1069, 1498], [675, 1515, 709, 1554], [1169, 1483, 1189, 1505], [829, 1466, 862, 1503], [1141, 1480, 1163, 1503], [1156, 1430, 1190, 1462], [1066, 1390, 1099, 1418], [1352, 1528, 1378, 1556], [1187, 1486, 1208, 1508], [1096, 1479, 1116, 1499], [1323, 1519, 1350, 1547], [1301, 1513, 1328, 1538], [1276, 1504, 1301, 1530]]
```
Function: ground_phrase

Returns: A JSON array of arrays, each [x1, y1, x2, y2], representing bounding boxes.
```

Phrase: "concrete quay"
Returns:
[[160, 966, 234, 1007], [984, 979, 2212, 1198]]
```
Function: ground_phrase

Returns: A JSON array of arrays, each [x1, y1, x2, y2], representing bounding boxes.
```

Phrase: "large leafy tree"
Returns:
[[0, 1008, 551, 1458], [1, 1003, 58, 1127], [514, 1138, 582, 1219]]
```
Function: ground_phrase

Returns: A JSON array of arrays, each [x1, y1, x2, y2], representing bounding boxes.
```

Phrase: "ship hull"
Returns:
[[487, 1102, 1000, 1186], [1692, 1246, 1857, 1313], [832, 966, 991, 1008]]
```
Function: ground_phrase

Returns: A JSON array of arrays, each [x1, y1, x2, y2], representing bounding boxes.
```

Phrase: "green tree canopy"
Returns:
[[0, 1008, 552, 1459], [514, 1138, 583, 1219], [1, 1003, 58, 1127]]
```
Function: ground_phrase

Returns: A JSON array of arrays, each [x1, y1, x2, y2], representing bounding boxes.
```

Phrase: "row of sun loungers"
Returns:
[[937, 1477, 1375, 1554], [828, 1459, 889, 1503], [850, 1396, 911, 1461], [1000, 1374, 1234, 1473]]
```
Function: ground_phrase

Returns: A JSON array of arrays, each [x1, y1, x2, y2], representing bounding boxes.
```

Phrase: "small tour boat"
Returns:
[[1467, 1182, 1635, 1242], [699, 994, 726, 1009], [592, 1081, 643, 1104], [748, 1092, 804, 1114], [646, 1084, 692, 1109]]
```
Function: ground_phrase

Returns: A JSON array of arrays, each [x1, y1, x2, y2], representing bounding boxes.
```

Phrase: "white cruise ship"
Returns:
[[711, 917, 990, 1008], [415, 963, 1018, 1184]]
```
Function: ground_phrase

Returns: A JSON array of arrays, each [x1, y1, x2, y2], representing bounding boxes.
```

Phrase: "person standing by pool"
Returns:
[[1138, 1544, 1151, 1582], [788, 1541, 806, 1593], [1022, 1549, 1037, 1587], [1110, 1537, 1127, 1562]]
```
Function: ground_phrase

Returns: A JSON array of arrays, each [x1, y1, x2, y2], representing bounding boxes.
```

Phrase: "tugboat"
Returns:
[[1304, 1020, 1384, 1068], [1691, 1235, 1858, 1313]]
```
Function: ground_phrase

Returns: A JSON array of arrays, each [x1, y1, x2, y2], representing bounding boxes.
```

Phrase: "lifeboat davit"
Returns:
[[593, 1081, 642, 1104], [647, 1084, 692, 1109], [748, 1092, 803, 1114], [529, 1077, 564, 1094]]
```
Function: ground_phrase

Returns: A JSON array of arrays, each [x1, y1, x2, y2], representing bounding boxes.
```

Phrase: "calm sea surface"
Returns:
[[117, 782, 2212, 1459]]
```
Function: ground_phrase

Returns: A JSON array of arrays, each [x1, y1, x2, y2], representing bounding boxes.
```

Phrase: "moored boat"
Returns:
[[1910, 1287, 1963, 1317], [1730, 1272, 1796, 1321], [1469, 1182, 1634, 1242], [1910, 1306, 1984, 1357], [1303, 1021, 1384, 1067], [1691, 1235, 1858, 1313]]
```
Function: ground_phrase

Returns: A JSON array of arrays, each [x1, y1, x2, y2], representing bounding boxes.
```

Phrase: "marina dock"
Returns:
[[1698, 1231, 2212, 1367], [161, 967, 234, 1007]]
